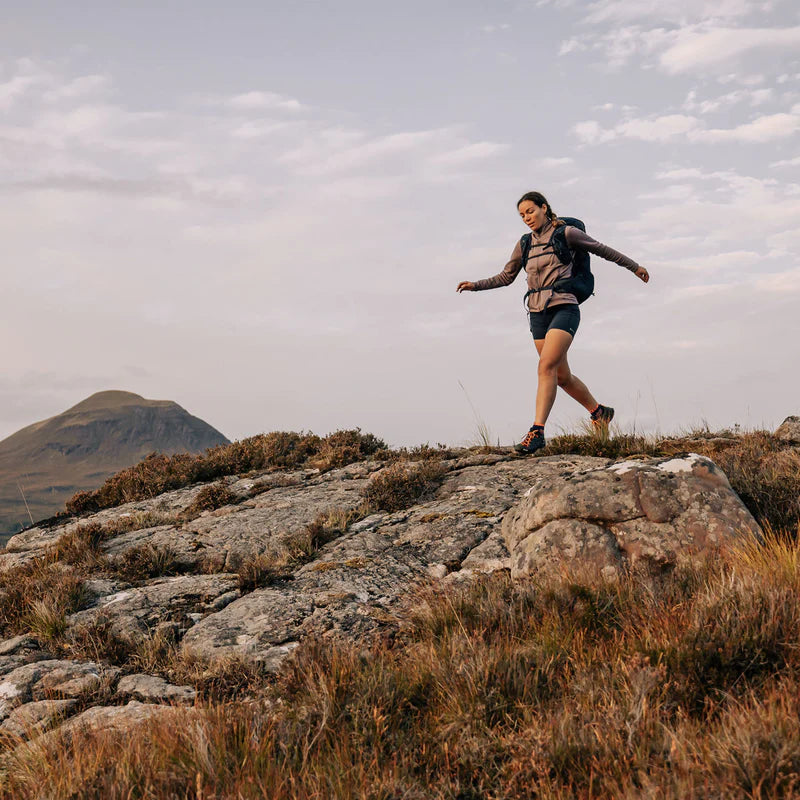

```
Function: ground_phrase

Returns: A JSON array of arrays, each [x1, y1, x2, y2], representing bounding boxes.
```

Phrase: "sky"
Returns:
[[1, 0, 799, 448]]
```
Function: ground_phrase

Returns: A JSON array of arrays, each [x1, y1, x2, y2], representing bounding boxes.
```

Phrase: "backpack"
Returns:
[[520, 216, 595, 309]]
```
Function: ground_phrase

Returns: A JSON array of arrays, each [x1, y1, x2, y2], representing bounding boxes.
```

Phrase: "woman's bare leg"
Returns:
[[533, 337, 598, 417], [534, 329, 574, 425], [556, 359, 598, 412]]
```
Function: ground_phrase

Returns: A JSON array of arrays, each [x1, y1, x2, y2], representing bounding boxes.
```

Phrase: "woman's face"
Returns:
[[518, 200, 548, 231]]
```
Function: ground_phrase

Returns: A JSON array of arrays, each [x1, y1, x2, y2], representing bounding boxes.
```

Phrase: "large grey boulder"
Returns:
[[775, 416, 800, 444], [503, 453, 762, 578]]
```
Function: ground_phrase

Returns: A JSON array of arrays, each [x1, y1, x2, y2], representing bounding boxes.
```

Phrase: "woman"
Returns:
[[457, 191, 649, 454]]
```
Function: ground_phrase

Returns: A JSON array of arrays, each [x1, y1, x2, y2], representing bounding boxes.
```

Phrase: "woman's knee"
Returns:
[[538, 358, 560, 378], [557, 367, 571, 387]]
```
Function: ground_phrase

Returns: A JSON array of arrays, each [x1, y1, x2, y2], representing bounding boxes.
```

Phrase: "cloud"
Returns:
[[572, 114, 700, 144], [691, 110, 800, 142], [573, 108, 800, 144], [683, 87, 774, 113], [429, 141, 508, 166], [227, 91, 305, 112], [660, 26, 800, 73], [43, 74, 111, 102], [581, 0, 757, 24], [532, 156, 575, 168]]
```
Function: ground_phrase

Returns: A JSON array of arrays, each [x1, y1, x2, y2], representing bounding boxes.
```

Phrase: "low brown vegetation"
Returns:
[[108, 543, 179, 583], [4, 537, 800, 798], [65, 429, 387, 516], [3, 426, 800, 797], [361, 460, 448, 513], [181, 481, 237, 518]]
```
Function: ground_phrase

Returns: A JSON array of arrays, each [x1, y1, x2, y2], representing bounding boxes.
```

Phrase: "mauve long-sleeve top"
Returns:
[[472, 221, 642, 312]]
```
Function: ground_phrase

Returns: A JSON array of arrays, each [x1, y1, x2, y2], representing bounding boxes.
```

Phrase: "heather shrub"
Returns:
[[109, 544, 179, 583], [182, 482, 237, 517], [50, 522, 109, 566], [63, 429, 387, 517], [361, 460, 448, 513], [0, 559, 90, 639], [237, 553, 282, 591], [309, 428, 386, 471]]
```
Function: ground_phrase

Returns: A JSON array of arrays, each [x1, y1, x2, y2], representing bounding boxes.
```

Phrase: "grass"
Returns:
[[3, 424, 800, 797], [361, 460, 448, 513], [4, 536, 800, 798]]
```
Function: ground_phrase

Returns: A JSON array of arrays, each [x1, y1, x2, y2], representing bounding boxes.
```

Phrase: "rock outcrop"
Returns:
[[502, 454, 762, 578], [0, 448, 764, 756]]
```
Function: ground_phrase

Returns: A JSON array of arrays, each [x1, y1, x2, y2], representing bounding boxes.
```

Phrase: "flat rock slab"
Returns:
[[67, 574, 240, 643], [180, 455, 604, 663], [116, 674, 196, 704], [1, 699, 77, 739], [4, 701, 194, 764], [99, 464, 384, 572], [503, 453, 763, 577], [0, 660, 119, 722], [0, 636, 40, 657]]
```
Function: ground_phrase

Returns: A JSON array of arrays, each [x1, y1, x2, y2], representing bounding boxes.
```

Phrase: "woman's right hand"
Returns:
[[457, 281, 476, 293]]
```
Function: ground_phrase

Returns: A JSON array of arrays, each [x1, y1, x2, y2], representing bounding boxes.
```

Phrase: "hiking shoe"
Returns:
[[590, 404, 615, 427], [514, 426, 546, 454]]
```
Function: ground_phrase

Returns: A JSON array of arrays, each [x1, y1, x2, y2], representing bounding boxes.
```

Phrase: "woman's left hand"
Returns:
[[634, 267, 649, 283]]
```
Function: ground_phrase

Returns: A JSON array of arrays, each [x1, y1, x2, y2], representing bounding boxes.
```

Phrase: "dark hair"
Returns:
[[517, 191, 566, 227]]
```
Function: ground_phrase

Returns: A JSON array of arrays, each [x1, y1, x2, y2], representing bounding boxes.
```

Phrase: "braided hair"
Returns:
[[517, 191, 566, 227]]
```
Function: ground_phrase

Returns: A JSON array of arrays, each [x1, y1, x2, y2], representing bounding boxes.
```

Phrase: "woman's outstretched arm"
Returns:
[[457, 239, 525, 292], [565, 227, 649, 283]]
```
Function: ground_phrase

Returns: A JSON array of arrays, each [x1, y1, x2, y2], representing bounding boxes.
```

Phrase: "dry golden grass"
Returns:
[[4, 534, 800, 799], [3, 426, 800, 797]]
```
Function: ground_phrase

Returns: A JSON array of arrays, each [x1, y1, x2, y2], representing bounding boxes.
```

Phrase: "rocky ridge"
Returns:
[[0, 443, 769, 752]]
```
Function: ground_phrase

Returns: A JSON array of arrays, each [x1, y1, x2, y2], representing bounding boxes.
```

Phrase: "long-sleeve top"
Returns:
[[472, 221, 642, 312]]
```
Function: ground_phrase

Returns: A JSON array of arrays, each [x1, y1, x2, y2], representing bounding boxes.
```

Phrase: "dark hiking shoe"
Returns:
[[514, 426, 546, 455], [590, 404, 615, 428]]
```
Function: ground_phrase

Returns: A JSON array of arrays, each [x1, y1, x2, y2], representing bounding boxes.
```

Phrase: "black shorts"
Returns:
[[529, 303, 580, 340]]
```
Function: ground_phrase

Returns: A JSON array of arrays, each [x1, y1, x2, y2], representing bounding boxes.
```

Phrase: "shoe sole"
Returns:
[[514, 441, 546, 455]]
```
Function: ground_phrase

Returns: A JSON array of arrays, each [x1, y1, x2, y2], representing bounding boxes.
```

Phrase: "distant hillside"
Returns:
[[0, 390, 229, 540]]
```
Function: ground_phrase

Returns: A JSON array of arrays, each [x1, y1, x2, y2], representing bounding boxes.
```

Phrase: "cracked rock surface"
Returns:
[[67, 574, 241, 643], [0, 448, 764, 754], [503, 453, 762, 577]]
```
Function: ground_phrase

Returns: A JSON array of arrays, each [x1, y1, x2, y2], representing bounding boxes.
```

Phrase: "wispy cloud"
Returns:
[[660, 26, 800, 73], [573, 107, 800, 144], [227, 91, 305, 112]]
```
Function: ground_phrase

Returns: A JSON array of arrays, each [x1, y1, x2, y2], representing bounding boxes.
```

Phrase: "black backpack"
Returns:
[[520, 216, 595, 308]]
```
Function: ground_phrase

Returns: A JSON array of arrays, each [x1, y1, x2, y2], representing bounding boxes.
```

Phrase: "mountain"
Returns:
[[0, 390, 230, 540]]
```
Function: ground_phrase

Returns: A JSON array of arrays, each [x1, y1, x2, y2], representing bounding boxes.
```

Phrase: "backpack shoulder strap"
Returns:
[[519, 233, 532, 268], [549, 225, 571, 265]]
